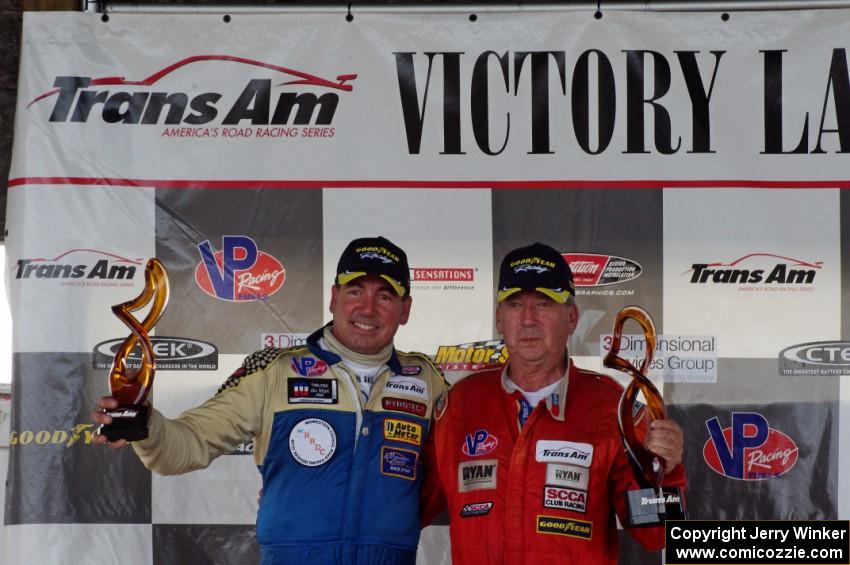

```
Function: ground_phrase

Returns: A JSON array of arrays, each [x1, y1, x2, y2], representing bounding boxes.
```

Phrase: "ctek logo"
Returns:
[[779, 341, 850, 376], [685, 253, 822, 289], [195, 236, 285, 302], [435, 340, 507, 372], [563, 253, 642, 287], [30, 56, 355, 130], [92, 336, 218, 370], [410, 268, 475, 281], [703, 412, 799, 480], [14, 249, 141, 287]]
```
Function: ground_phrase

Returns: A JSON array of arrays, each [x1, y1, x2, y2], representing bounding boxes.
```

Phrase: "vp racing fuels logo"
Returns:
[[14, 249, 141, 288], [703, 412, 798, 480], [30, 55, 356, 137], [685, 253, 822, 289], [195, 236, 285, 302]]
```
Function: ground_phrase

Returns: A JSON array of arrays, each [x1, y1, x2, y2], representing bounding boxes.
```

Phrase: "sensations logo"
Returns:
[[29, 56, 356, 138], [195, 236, 285, 302], [703, 412, 798, 480]]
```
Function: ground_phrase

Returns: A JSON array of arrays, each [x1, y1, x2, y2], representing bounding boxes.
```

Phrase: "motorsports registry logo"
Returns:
[[410, 267, 476, 292], [195, 235, 285, 302], [13, 248, 142, 288], [703, 412, 798, 481], [434, 340, 507, 372], [684, 253, 822, 293], [779, 341, 850, 376], [563, 253, 641, 297], [29, 55, 356, 140], [92, 336, 218, 370]]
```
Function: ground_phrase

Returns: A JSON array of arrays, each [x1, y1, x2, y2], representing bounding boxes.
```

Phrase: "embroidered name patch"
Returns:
[[536, 515, 592, 539], [287, 378, 338, 404], [383, 376, 428, 400], [458, 459, 498, 492], [383, 418, 423, 445], [382, 397, 427, 417], [381, 446, 418, 480], [535, 440, 594, 467], [545, 463, 589, 490], [543, 486, 588, 513], [460, 502, 494, 518], [289, 418, 336, 467]]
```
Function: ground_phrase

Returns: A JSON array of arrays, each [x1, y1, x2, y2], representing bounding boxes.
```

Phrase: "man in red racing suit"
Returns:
[[420, 242, 686, 565]]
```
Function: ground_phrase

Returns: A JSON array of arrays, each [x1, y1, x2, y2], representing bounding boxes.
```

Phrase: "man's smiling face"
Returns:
[[329, 275, 411, 354]]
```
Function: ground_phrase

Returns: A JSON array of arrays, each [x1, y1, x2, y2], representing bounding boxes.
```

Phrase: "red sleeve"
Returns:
[[419, 419, 447, 528]]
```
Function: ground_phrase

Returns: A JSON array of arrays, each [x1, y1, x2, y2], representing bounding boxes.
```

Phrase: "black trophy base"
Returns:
[[624, 486, 686, 527], [97, 403, 150, 442]]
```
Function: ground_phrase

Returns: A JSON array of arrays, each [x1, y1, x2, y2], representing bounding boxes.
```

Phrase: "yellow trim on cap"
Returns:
[[536, 287, 569, 304], [380, 274, 407, 297], [336, 271, 406, 297], [336, 271, 367, 286], [496, 287, 522, 302], [497, 287, 569, 303]]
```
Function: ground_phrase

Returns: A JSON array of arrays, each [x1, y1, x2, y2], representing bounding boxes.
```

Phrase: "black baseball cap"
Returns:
[[335, 236, 410, 297], [497, 242, 575, 303]]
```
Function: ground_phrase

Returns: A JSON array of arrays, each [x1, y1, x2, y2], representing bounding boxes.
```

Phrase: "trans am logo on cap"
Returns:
[[703, 412, 798, 480], [463, 429, 498, 457]]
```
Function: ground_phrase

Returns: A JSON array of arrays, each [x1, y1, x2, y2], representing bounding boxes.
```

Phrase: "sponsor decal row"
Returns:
[[9, 412, 798, 488], [14, 246, 827, 309]]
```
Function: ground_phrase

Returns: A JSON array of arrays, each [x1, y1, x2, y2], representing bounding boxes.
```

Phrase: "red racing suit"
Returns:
[[420, 360, 686, 565]]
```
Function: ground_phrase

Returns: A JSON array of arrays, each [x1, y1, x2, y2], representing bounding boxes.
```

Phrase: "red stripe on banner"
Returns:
[[7, 177, 850, 190]]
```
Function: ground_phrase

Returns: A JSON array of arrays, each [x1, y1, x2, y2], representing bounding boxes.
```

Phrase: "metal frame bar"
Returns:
[[100, 1, 850, 14]]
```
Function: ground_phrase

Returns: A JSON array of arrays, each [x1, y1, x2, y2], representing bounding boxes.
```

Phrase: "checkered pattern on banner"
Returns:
[[5, 8, 850, 565]]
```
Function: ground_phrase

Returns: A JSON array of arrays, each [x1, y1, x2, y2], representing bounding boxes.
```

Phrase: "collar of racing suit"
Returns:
[[306, 322, 403, 374], [500, 353, 570, 422]]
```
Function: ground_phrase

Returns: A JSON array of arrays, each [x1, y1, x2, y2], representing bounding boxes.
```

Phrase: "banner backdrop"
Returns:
[[4, 8, 850, 565]]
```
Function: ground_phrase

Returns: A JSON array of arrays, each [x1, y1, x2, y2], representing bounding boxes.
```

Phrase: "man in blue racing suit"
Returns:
[[92, 236, 448, 565]]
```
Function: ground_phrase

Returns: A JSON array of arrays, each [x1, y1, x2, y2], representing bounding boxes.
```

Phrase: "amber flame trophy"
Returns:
[[603, 306, 685, 526], [97, 258, 170, 442]]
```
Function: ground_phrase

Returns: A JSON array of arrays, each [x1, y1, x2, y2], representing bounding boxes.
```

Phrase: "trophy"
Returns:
[[603, 306, 686, 526], [97, 258, 170, 442]]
